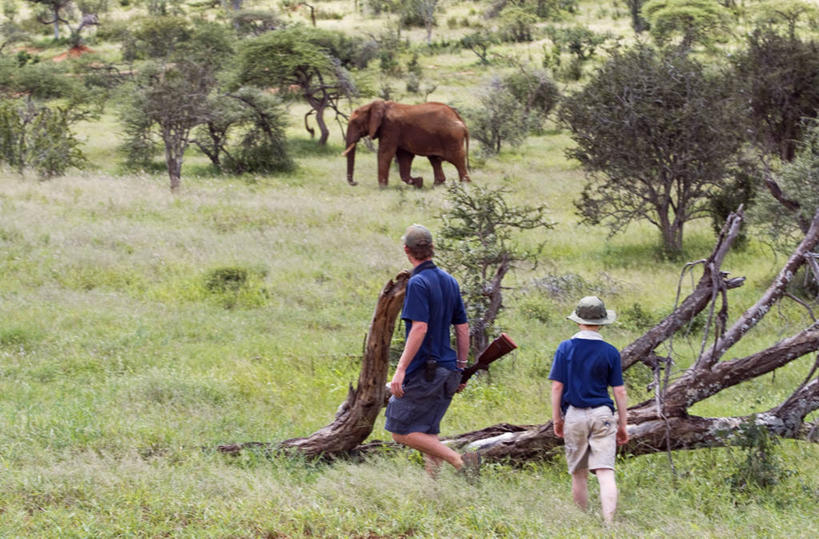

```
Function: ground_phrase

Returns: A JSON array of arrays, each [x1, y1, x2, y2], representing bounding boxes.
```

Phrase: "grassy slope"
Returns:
[[1, 1, 818, 536]]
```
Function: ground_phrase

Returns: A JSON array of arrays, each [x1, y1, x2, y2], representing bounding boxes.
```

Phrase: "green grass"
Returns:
[[2, 0, 819, 536]]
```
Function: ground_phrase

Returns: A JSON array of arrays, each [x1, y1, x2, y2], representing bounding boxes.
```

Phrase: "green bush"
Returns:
[[0, 98, 85, 178], [728, 419, 791, 494], [202, 265, 269, 309]]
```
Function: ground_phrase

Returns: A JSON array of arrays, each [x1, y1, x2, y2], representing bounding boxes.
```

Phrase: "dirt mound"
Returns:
[[52, 45, 94, 62]]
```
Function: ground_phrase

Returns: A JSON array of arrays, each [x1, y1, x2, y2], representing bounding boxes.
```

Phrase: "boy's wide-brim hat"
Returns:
[[567, 296, 616, 325]]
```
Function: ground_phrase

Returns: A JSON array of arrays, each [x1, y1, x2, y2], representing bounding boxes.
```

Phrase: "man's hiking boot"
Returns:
[[460, 451, 481, 484]]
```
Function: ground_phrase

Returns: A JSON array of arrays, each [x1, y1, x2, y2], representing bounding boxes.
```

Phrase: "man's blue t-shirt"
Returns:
[[548, 334, 624, 413], [402, 260, 468, 376]]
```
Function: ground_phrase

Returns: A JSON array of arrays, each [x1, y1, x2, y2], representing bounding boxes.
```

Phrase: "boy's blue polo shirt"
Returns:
[[548, 336, 624, 414], [402, 260, 468, 376]]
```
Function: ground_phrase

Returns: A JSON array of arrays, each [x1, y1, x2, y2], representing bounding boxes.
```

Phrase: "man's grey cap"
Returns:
[[402, 224, 433, 248], [567, 296, 616, 325]]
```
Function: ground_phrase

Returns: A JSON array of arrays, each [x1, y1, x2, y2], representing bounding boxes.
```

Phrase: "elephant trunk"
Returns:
[[344, 139, 358, 186]]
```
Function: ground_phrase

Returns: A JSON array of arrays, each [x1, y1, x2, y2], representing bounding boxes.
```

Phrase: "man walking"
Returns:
[[385, 224, 479, 477], [549, 296, 629, 524]]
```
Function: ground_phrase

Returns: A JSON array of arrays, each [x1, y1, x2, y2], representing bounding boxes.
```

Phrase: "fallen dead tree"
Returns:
[[218, 208, 819, 461]]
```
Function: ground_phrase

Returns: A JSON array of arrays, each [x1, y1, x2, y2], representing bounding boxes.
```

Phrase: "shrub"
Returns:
[[203, 265, 270, 309], [464, 77, 531, 155], [0, 98, 85, 178], [728, 419, 790, 494]]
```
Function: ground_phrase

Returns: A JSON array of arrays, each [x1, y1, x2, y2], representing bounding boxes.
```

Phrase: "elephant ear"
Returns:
[[368, 100, 386, 139]]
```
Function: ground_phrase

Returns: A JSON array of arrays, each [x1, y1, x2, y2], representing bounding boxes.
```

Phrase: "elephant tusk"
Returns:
[[341, 143, 356, 156]]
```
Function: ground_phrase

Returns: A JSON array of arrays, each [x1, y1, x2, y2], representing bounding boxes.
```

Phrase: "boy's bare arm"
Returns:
[[612, 385, 629, 445], [551, 381, 564, 437]]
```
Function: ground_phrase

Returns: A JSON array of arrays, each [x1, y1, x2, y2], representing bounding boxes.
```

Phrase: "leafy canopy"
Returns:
[[558, 44, 743, 254]]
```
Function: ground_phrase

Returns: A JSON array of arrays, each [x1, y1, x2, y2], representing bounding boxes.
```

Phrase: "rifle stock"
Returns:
[[460, 333, 517, 384]]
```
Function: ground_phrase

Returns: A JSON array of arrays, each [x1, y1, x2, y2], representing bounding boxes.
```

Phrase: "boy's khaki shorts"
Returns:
[[563, 405, 617, 474]]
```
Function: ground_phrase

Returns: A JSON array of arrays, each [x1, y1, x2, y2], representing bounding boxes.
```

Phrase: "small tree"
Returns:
[[503, 65, 560, 133], [464, 76, 530, 155], [755, 119, 819, 249], [119, 19, 233, 190], [437, 183, 554, 355], [27, 0, 71, 40], [191, 87, 293, 175], [732, 28, 819, 162], [754, 0, 818, 41], [27, 0, 103, 44], [400, 0, 439, 43], [0, 97, 85, 178], [558, 44, 743, 255], [460, 27, 496, 65], [498, 6, 538, 43], [236, 26, 361, 146], [642, 0, 732, 52]]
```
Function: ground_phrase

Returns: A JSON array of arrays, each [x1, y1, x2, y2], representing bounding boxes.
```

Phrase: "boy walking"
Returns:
[[549, 296, 629, 524]]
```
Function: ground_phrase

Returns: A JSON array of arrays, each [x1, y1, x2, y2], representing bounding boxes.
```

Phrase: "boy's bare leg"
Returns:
[[392, 432, 464, 470], [571, 469, 589, 511], [595, 468, 618, 524]]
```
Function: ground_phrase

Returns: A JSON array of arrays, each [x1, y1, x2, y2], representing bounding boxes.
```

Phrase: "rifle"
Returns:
[[385, 333, 517, 395], [461, 333, 517, 384]]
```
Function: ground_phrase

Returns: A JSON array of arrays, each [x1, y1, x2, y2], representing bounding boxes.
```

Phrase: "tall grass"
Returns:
[[2, 0, 818, 535]]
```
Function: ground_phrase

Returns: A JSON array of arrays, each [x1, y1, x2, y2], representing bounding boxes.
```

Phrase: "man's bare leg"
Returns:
[[571, 469, 589, 511], [595, 468, 618, 524], [392, 432, 464, 470]]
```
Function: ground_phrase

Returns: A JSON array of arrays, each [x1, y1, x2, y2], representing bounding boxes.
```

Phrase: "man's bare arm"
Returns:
[[454, 323, 469, 367], [390, 321, 427, 398]]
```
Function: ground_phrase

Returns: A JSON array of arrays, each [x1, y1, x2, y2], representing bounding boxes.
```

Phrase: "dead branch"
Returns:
[[621, 209, 745, 370]]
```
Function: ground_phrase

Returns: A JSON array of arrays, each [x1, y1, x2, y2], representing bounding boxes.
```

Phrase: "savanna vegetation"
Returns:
[[1, 0, 818, 536]]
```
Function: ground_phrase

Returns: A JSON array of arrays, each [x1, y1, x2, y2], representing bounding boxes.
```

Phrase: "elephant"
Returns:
[[342, 100, 470, 188]]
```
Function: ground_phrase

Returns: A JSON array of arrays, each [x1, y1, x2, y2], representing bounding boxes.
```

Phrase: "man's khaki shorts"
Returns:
[[563, 405, 617, 474]]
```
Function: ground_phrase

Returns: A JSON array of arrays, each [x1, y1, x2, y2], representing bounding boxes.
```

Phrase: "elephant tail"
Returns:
[[465, 127, 470, 174], [452, 107, 470, 176]]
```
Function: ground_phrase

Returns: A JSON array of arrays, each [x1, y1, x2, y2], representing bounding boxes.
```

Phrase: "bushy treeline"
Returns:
[[0, 0, 817, 252]]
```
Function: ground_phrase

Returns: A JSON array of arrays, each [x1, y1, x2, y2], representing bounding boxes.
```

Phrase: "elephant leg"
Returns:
[[428, 156, 447, 185], [397, 149, 423, 188], [453, 155, 470, 183], [377, 145, 396, 187]]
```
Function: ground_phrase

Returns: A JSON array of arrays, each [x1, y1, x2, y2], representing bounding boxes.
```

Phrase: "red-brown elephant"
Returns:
[[342, 100, 470, 188]]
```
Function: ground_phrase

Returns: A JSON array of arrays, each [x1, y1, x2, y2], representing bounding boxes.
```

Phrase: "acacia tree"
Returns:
[[558, 44, 743, 255], [642, 0, 732, 52], [754, 0, 818, 41], [191, 87, 293, 175], [119, 19, 233, 190], [236, 26, 360, 146]]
